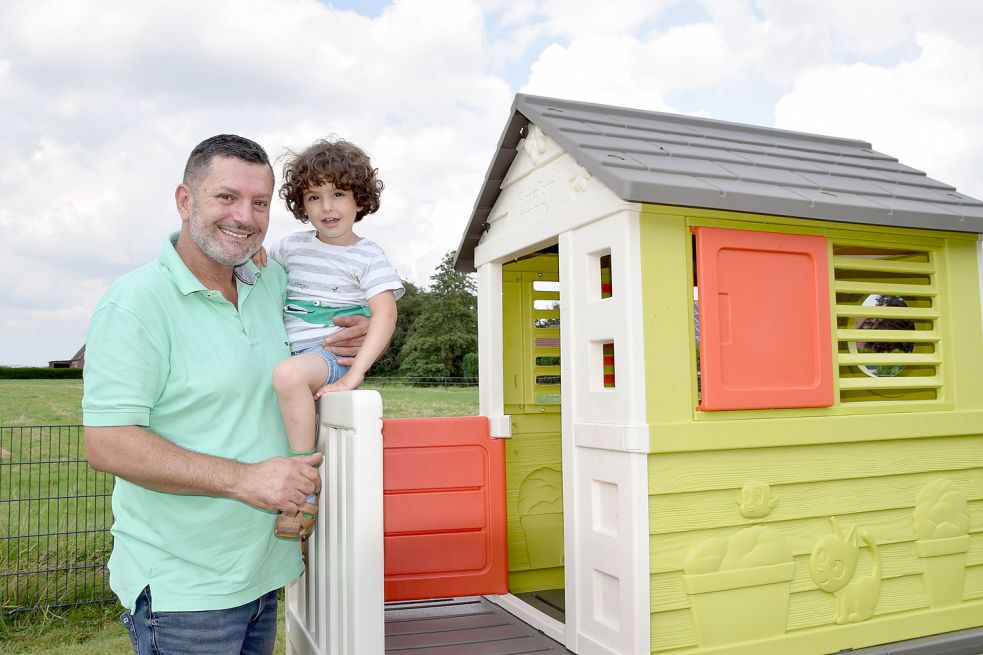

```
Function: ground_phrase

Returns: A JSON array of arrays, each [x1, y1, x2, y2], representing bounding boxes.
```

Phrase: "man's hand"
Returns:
[[320, 314, 370, 366], [236, 452, 323, 514]]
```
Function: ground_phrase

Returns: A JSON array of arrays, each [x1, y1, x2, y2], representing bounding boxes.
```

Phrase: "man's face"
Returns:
[[182, 156, 274, 267]]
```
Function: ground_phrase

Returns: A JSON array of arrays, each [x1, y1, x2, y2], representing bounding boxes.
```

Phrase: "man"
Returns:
[[83, 134, 367, 654]]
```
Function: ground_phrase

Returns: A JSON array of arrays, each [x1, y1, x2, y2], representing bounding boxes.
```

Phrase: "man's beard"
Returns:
[[189, 205, 262, 267]]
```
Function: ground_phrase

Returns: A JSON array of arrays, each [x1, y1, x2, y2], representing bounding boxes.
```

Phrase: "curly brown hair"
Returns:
[[279, 138, 383, 222]]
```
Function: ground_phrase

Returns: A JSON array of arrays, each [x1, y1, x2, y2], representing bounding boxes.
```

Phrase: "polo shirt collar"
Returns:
[[159, 232, 261, 296]]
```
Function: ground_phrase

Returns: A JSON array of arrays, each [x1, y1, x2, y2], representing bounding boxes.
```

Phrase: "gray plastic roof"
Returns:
[[454, 94, 983, 271]]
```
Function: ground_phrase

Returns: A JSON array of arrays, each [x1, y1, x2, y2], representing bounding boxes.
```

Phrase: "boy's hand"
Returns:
[[314, 371, 364, 399], [251, 246, 268, 269]]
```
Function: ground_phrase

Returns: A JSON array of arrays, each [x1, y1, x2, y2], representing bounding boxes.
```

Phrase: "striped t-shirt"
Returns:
[[269, 231, 405, 351]]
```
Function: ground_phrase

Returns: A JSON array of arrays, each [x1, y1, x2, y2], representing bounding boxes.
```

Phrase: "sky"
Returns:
[[2, 0, 982, 366]]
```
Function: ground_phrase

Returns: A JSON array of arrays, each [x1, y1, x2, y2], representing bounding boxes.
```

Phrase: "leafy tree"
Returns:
[[372, 280, 423, 376], [460, 352, 479, 383], [399, 251, 477, 382]]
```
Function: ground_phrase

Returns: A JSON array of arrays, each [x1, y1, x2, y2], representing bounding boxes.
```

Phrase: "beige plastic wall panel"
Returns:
[[472, 146, 633, 269], [500, 124, 566, 190], [564, 213, 648, 438], [572, 446, 651, 655]]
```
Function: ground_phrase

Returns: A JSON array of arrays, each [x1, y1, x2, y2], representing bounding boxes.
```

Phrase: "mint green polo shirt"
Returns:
[[82, 234, 303, 613]]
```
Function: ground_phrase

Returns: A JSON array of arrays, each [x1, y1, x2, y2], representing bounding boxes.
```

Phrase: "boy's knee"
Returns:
[[272, 358, 304, 394]]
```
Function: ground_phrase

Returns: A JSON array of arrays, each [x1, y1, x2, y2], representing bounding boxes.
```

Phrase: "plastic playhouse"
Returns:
[[286, 94, 983, 655]]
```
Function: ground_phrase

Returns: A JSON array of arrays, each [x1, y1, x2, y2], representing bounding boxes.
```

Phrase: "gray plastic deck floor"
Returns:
[[385, 597, 573, 654]]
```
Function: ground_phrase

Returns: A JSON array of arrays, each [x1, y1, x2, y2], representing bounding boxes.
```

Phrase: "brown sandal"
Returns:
[[274, 497, 318, 540]]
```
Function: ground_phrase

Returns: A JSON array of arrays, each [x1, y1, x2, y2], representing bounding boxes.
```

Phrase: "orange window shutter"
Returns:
[[382, 416, 508, 601], [694, 227, 834, 411]]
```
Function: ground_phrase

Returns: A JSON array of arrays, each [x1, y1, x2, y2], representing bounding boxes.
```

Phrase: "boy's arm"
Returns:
[[250, 245, 268, 269], [314, 290, 397, 396]]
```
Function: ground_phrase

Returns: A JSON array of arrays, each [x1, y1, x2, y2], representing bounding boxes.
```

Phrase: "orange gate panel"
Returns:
[[382, 416, 508, 601]]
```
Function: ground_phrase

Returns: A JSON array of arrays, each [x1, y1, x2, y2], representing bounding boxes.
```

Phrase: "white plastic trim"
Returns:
[[572, 447, 651, 655], [478, 263, 506, 421], [573, 423, 650, 453], [485, 593, 566, 643], [285, 390, 385, 655], [486, 414, 512, 438]]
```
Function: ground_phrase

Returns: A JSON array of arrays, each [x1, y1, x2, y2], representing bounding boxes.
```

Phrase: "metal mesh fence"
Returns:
[[0, 425, 114, 614]]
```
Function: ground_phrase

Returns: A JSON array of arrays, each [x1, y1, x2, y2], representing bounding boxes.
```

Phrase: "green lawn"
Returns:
[[0, 379, 477, 654], [0, 379, 477, 426]]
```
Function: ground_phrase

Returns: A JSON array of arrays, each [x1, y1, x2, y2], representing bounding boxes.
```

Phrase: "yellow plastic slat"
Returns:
[[831, 257, 934, 274], [837, 353, 941, 366], [833, 280, 937, 296], [836, 329, 940, 342], [834, 305, 939, 319], [838, 376, 943, 390]]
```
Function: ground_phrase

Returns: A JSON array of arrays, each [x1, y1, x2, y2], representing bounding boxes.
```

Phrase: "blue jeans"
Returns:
[[120, 586, 278, 655], [293, 344, 349, 386]]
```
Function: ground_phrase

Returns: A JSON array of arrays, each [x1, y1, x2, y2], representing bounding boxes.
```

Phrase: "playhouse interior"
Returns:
[[500, 248, 566, 620]]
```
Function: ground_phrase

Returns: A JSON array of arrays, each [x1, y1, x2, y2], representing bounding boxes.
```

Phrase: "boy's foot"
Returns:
[[274, 493, 318, 539]]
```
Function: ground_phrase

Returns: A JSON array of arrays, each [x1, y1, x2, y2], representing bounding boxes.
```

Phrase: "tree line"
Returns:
[[372, 251, 478, 383]]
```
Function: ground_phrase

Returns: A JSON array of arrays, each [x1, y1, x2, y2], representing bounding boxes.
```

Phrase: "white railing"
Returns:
[[284, 390, 385, 655]]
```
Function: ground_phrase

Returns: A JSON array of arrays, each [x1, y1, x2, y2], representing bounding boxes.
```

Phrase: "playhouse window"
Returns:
[[602, 341, 615, 388], [599, 253, 612, 299], [852, 295, 915, 378], [832, 244, 941, 403], [693, 227, 834, 411]]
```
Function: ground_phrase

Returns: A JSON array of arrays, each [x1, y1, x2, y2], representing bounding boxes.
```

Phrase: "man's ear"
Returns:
[[175, 184, 193, 222]]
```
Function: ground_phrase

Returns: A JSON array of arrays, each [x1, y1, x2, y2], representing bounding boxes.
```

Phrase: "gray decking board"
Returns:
[[385, 597, 573, 654]]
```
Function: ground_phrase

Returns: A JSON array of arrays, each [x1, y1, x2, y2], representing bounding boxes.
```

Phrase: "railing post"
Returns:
[[284, 390, 385, 655]]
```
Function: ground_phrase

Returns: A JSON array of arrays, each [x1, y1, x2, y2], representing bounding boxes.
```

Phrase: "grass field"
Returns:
[[0, 378, 478, 654], [0, 379, 478, 426]]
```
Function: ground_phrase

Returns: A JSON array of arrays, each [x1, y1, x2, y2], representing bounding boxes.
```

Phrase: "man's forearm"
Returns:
[[84, 425, 322, 514], [85, 425, 244, 498]]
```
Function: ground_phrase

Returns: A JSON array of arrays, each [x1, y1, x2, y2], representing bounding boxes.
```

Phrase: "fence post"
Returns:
[[284, 391, 385, 655]]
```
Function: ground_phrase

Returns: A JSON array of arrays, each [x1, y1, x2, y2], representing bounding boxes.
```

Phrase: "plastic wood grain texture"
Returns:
[[382, 416, 508, 601]]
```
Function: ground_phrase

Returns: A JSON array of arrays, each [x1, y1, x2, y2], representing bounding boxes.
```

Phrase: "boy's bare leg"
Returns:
[[271, 354, 328, 540], [272, 353, 330, 454]]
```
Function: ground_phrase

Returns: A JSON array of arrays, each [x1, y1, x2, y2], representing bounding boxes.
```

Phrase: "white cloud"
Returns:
[[774, 32, 983, 199], [2, 0, 982, 365], [0, 0, 510, 364]]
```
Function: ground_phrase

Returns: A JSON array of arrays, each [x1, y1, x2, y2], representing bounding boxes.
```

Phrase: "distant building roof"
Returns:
[[455, 94, 983, 271]]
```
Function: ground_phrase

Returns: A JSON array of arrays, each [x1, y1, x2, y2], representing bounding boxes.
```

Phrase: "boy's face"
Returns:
[[303, 181, 361, 247]]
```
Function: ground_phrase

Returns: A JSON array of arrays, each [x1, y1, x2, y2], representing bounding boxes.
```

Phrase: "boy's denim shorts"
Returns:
[[293, 344, 349, 386]]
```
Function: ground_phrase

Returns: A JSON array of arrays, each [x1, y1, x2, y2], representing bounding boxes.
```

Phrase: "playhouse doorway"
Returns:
[[501, 252, 566, 623]]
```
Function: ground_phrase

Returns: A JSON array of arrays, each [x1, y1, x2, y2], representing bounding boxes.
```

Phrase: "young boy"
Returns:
[[264, 138, 403, 539]]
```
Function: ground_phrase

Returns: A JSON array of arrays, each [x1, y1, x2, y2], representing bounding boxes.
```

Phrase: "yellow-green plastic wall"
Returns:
[[639, 205, 983, 654]]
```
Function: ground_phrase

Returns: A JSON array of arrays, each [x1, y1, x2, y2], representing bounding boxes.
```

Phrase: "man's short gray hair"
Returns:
[[183, 134, 273, 189]]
